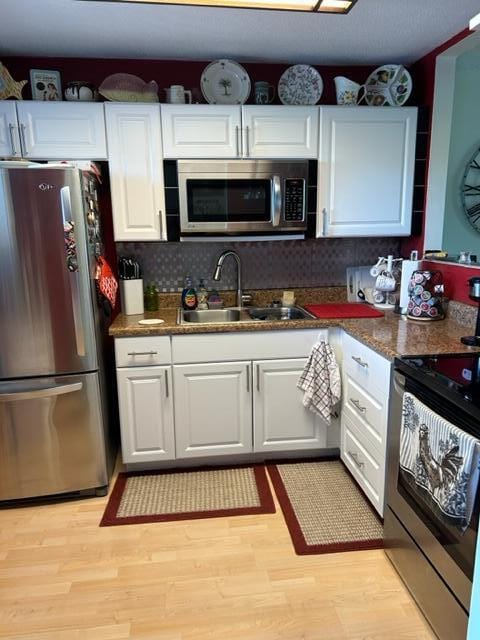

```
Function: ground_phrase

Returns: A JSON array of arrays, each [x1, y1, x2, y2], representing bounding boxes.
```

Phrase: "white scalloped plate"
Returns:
[[201, 59, 251, 105], [138, 319, 165, 325]]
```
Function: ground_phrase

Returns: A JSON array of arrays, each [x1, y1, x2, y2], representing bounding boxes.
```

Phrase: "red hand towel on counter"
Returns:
[[304, 303, 384, 319]]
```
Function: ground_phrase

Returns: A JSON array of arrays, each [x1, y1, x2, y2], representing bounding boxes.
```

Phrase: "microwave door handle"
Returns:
[[272, 176, 282, 227]]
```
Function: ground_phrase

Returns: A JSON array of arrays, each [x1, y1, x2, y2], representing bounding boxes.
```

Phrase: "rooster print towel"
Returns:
[[400, 392, 480, 529]]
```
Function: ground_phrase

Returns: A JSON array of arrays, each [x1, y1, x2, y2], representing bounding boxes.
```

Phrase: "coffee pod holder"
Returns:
[[461, 277, 480, 346], [407, 270, 445, 321]]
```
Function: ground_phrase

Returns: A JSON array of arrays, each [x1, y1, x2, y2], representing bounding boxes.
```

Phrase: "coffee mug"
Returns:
[[165, 85, 192, 104], [334, 76, 366, 106], [254, 81, 275, 105]]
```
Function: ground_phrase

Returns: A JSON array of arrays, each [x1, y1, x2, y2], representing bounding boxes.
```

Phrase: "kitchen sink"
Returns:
[[177, 305, 315, 325], [247, 306, 315, 321], [180, 309, 241, 324]]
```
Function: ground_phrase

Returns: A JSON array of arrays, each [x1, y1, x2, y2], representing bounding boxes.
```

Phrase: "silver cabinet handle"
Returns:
[[256, 364, 260, 391], [127, 351, 158, 356], [272, 175, 282, 227], [0, 382, 82, 402], [245, 126, 250, 157], [349, 398, 366, 413], [351, 355, 368, 368], [165, 370, 169, 397], [246, 364, 250, 392], [322, 207, 328, 236], [8, 123, 19, 156], [19, 123, 28, 155], [60, 186, 85, 357], [349, 452, 365, 468], [235, 125, 240, 157]]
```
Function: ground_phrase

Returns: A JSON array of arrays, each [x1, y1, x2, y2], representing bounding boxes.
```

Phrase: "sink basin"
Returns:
[[180, 309, 241, 324], [247, 306, 314, 321]]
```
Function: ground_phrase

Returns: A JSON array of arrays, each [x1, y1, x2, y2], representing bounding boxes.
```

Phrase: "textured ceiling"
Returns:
[[0, 0, 479, 64]]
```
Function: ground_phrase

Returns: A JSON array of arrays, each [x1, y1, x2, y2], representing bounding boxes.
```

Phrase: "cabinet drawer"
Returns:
[[115, 336, 172, 367], [343, 374, 388, 455], [342, 332, 391, 399], [341, 413, 385, 516]]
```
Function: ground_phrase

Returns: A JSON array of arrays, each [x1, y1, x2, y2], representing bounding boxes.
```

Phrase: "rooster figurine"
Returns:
[[418, 424, 463, 492]]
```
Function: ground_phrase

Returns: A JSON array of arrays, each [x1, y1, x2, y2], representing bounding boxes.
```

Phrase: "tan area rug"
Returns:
[[267, 460, 383, 555], [100, 465, 275, 526]]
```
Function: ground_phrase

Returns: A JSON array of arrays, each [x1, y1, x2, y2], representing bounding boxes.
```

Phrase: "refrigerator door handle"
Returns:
[[0, 382, 82, 402], [60, 186, 86, 357]]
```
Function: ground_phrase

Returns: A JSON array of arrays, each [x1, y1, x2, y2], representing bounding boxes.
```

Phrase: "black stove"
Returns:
[[395, 353, 480, 421]]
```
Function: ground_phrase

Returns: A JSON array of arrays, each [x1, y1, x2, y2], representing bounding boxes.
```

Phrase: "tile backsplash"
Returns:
[[116, 238, 400, 292], [116, 237, 401, 292]]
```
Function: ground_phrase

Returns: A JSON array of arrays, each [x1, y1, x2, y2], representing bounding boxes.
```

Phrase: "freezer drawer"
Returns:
[[0, 372, 108, 500]]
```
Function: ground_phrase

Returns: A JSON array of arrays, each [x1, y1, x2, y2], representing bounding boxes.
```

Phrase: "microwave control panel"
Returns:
[[284, 179, 305, 222]]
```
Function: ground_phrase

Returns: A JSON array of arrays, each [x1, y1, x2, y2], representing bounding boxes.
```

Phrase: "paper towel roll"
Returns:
[[399, 260, 420, 313]]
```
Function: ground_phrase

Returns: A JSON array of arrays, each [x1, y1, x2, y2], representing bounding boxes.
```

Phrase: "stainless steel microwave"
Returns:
[[177, 159, 309, 237]]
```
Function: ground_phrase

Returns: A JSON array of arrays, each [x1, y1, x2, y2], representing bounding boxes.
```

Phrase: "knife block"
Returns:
[[120, 279, 144, 315]]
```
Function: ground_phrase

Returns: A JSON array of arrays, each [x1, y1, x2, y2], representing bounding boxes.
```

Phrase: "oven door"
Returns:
[[179, 172, 281, 233], [387, 371, 478, 611]]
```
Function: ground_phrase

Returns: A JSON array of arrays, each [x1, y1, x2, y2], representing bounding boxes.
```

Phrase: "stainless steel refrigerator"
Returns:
[[0, 166, 117, 501]]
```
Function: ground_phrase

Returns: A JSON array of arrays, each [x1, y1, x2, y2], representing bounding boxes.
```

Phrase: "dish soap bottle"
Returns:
[[181, 276, 197, 310], [197, 278, 208, 310]]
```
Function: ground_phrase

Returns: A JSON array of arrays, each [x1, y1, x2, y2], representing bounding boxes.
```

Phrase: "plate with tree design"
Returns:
[[201, 59, 251, 105]]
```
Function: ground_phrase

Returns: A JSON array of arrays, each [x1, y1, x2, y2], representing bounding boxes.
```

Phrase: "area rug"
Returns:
[[100, 465, 275, 526], [267, 460, 383, 555]]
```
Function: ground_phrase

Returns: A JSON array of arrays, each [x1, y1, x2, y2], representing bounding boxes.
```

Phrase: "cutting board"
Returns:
[[304, 303, 384, 319]]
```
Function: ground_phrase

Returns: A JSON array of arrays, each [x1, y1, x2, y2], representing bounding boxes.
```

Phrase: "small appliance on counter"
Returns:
[[461, 277, 480, 346], [346, 266, 377, 303], [407, 269, 445, 321]]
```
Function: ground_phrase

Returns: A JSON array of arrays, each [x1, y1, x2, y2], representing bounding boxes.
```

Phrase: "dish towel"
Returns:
[[400, 391, 480, 529], [297, 342, 341, 424]]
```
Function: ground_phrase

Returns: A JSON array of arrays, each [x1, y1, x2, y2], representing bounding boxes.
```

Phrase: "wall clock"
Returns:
[[461, 146, 480, 233]]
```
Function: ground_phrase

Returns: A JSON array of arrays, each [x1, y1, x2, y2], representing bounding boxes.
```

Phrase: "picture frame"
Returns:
[[29, 69, 62, 101]]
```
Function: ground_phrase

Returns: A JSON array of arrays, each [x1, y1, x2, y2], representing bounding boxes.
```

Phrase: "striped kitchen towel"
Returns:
[[297, 342, 341, 425], [400, 391, 480, 528]]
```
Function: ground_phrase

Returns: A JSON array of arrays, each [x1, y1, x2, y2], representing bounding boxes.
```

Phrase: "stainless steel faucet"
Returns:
[[213, 250, 243, 308]]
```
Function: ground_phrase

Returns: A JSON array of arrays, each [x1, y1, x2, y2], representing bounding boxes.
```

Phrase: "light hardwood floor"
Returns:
[[0, 467, 436, 640]]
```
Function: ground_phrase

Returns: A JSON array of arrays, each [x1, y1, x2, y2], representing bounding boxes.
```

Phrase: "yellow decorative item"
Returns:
[[0, 62, 27, 100]]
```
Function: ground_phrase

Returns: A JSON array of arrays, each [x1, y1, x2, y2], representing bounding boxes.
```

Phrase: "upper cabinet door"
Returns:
[[0, 102, 21, 157], [105, 103, 166, 241], [242, 106, 319, 159], [161, 105, 241, 158], [15, 102, 107, 160], [317, 106, 417, 237]]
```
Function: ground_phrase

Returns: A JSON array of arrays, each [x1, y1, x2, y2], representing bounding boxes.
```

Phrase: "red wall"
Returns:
[[422, 261, 479, 305], [2, 56, 373, 105]]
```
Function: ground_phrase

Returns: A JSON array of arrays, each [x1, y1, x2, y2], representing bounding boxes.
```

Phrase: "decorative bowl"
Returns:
[[99, 73, 159, 102]]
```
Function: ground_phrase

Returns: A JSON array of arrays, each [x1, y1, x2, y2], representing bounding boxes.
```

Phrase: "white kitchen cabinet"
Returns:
[[253, 358, 326, 452], [173, 361, 252, 458], [15, 102, 107, 160], [162, 105, 241, 158], [242, 106, 318, 159], [0, 102, 21, 157], [340, 332, 392, 516], [317, 106, 417, 237], [161, 105, 319, 159], [105, 103, 166, 241], [116, 366, 175, 464]]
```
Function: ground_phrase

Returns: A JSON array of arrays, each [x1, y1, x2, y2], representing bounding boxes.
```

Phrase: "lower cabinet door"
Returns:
[[117, 366, 175, 463], [253, 359, 327, 452], [173, 361, 252, 458]]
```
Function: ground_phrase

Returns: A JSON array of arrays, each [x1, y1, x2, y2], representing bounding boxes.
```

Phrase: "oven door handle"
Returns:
[[272, 175, 282, 227], [393, 372, 406, 395]]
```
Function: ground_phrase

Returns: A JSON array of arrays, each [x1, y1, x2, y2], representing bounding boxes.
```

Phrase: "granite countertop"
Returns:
[[109, 300, 479, 361]]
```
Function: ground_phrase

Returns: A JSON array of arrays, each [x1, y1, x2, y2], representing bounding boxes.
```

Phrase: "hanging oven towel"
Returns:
[[96, 256, 118, 309], [400, 391, 480, 528], [297, 342, 341, 425]]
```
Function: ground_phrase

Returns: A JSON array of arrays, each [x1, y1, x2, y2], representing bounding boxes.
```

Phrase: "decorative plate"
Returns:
[[99, 73, 159, 102], [278, 65, 323, 105], [201, 59, 250, 105], [364, 64, 412, 107]]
